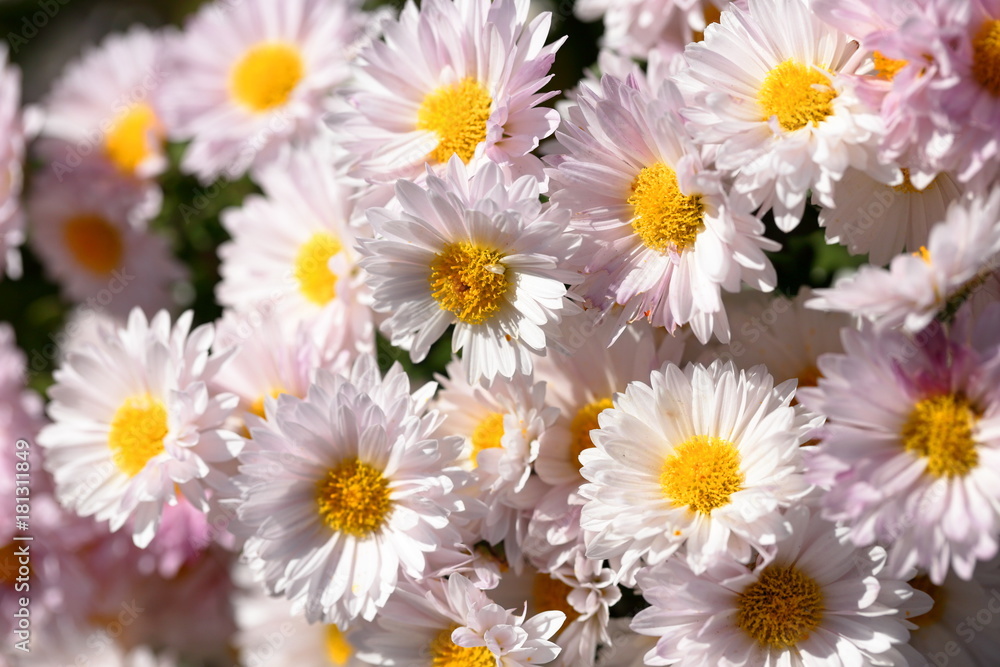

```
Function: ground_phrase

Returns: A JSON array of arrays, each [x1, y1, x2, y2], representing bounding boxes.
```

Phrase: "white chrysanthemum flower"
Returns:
[[433, 355, 557, 564], [37, 309, 242, 548], [547, 75, 778, 344], [353, 573, 565, 666], [237, 354, 471, 626], [698, 289, 851, 392], [809, 188, 1000, 333], [820, 168, 963, 266], [488, 554, 622, 667], [798, 319, 1000, 584], [905, 557, 1000, 666], [211, 309, 356, 438], [676, 0, 895, 231], [39, 26, 167, 182], [631, 506, 931, 666], [0, 45, 26, 278], [579, 360, 813, 579], [360, 157, 581, 382], [28, 167, 186, 317], [217, 143, 375, 350], [526, 319, 684, 573], [575, 0, 728, 59], [595, 618, 657, 667], [159, 0, 362, 181], [332, 0, 562, 183], [233, 578, 363, 667]]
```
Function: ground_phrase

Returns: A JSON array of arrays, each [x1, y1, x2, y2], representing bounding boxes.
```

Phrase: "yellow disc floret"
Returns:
[[230, 42, 304, 112], [417, 78, 492, 164], [316, 457, 393, 537], [736, 565, 824, 649], [325, 625, 354, 666], [108, 395, 169, 477], [428, 241, 509, 324], [63, 214, 124, 275], [758, 59, 837, 131], [873, 51, 908, 81], [532, 573, 579, 629], [973, 19, 1000, 96], [429, 625, 495, 667], [900, 394, 979, 478], [660, 435, 744, 514], [628, 162, 704, 253], [105, 103, 163, 174], [569, 398, 613, 469], [470, 412, 505, 466], [294, 232, 342, 305]]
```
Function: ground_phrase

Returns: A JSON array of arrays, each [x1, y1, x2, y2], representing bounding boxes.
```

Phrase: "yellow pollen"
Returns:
[[569, 398, 613, 469], [470, 412, 505, 466], [972, 19, 1000, 96], [913, 246, 932, 263], [62, 214, 124, 275], [900, 394, 979, 478], [230, 42, 304, 112], [758, 59, 837, 131], [628, 162, 704, 253], [325, 625, 353, 666], [249, 387, 286, 421], [294, 232, 342, 305], [532, 573, 579, 631], [736, 565, 824, 649], [417, 78, 492, 164], [428, 241, 508, 324], [105, 103, 163, 174], [873, 51, 908, 81], [907, 575, 946, 628], [429, 624, 495, 667], [315, 458, 393, 537], [893, 168, 935, 194], [108, 395, 169, 477], [659, 435, 743, 514]]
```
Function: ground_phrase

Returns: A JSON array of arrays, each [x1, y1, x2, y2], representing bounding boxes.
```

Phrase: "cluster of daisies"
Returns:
[[4, 0, 1000, 664]]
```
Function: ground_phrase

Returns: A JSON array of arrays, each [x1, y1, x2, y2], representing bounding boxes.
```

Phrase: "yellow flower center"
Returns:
[[628, 162, 704, 253], [108, 395, 169, 477], [569, 398, 613, 469], [325, 625, 353, 666], [248, 387, 287, 421], [736, 565, 824, 649], [105, 103, 163, 174], [428, 241, 508, 324], [429, 624, 495, 667], [470, 412, 505, 467], [294, 232, 342, 305], [659, 435, 743, 514], [972, 19, 1000, 96], [230, 42, 304, 112], [892, 167, 936, 194], [417, 78, 492, 164], [900, 394, 979, 478], [316, 458, 393, 537], [873, 51, 908, 81], [907, 574, 946, 628], [62, 214, 124, 276], [913, 246, 932, 263], [532, 573, 578, 632], [758, 59, 837, 131]]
